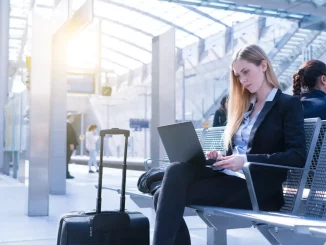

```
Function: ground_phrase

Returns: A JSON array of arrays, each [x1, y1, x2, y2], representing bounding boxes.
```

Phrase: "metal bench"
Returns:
[[100, 119, 323, 244], [191, 118, 324, 245]]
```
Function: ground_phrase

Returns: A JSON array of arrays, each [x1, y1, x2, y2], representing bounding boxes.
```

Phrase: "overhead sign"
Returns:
[[130, 119, 149, 131], [67, 72, 95, 94]]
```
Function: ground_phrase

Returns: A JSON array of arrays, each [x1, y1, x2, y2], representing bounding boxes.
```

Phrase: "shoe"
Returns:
[[66, 174, 74, 179], [89, 170, 95, 173]]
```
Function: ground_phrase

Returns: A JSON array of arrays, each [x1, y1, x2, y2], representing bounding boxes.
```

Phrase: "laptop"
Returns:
[[157, 121, 207, 165]]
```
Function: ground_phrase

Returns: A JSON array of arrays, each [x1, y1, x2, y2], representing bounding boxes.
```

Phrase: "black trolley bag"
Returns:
[[57, 128, 150, 245]]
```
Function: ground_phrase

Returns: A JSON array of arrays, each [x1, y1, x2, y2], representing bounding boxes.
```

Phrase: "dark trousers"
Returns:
[[66, 149, 73, 176], [152, 162, 252, 245]]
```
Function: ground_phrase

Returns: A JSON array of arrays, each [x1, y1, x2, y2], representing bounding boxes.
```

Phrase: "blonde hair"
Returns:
[[224, 44, 281, 149]]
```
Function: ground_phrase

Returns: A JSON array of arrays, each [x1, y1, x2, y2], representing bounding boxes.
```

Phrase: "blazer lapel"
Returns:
[[246, 89, 281, 152]]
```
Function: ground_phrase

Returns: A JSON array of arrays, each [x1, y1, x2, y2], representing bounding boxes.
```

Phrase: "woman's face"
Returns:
[[233, 59, 267, 94]]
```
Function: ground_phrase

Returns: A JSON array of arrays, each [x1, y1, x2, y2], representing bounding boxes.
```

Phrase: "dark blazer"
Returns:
[[67, 122, 78, 148], [213, 109, 227, 127], [227, 89, 307, 211], [301, 89, 326, 120]]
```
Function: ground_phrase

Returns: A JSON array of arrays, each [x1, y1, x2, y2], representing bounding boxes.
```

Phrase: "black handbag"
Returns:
[[137, 167, 165, 195]]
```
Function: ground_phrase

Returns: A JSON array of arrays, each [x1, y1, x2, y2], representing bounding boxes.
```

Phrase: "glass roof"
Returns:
[[94, 0, 254, 74], [9, 0, 325, 79], [9, 0, 31, 63]]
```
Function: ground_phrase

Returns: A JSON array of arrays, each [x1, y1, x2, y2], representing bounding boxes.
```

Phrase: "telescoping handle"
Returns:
[[96, 128, 130, 214]]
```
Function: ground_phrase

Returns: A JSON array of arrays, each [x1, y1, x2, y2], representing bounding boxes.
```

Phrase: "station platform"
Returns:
[[0, 164, 269, 245]]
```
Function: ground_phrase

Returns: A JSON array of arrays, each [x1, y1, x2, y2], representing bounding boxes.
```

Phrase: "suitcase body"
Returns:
[[57, 129, 150, 245]]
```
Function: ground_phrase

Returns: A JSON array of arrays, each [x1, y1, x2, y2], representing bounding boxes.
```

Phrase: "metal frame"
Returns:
[[182, 5, 229, 28], [100, 0, 202, 39], [98, 16, 154, 37], [102, 45, 146, 64], [242, 118, 321, 212], [101, 33, 151, 53], [101, 57, 130, 70], [159, 0, 317, 19], [160, 0, 326, 30]]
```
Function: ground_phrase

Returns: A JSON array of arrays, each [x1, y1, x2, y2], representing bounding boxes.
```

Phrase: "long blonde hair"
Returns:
[[224, 44, 280, 149]]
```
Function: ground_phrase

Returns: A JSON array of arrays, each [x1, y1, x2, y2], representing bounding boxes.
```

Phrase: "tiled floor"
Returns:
[[0, 164, 269, 245]]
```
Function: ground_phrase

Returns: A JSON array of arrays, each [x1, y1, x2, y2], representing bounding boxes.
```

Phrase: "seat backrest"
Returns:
[[280, 118, 321, 214], [305, 121, 326, 189], [304, 129, 326, 218], [201, 127, 225, 153], [159, 128, 205, 169]]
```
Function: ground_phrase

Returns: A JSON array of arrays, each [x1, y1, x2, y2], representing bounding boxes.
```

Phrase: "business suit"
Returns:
[[152, 89, 306, 245], [67, 122, 78, 177], [301, 89, 326, 120]]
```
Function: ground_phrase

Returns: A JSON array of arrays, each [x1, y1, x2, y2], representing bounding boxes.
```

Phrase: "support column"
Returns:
[[49, 0, 93, 194], [12, 151, 19, 179], [0, 0, 9, 172], [80, 113, 84, 156], [150, 28, 176, 167], [17, 151, 26, 183], [28, 12, 52, 216], [49, 29, 68, 195]]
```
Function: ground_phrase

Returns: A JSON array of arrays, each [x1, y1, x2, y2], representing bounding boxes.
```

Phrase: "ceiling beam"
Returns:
[[159, 0, 311, 20], [182, 5, 229, 28], [102, 45, 146, 64], [100, 0, 202, 39], [102, 57, 130, 70], [101, 33, 151, 53], [98, 16, 154, 37]]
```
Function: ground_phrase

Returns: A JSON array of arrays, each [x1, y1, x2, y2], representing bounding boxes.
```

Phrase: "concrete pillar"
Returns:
[[12, 151, 19, 179], [150, 29, 176, 167], [49, 0, 93, 194], [17, 151, 26, 183], [0, 0, 9, 172], [28, 12, 52, 216], [49, 29, 68, 195]]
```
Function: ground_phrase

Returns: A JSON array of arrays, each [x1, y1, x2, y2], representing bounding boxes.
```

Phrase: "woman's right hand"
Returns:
[[206, 150, 220, 160]]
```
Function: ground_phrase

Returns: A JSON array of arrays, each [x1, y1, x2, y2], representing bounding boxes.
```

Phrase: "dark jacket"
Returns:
[[67, 122, 78, 148], [227, 89, 307, 211], [213, 109, 227, 127], [301, 89, 326, 120]]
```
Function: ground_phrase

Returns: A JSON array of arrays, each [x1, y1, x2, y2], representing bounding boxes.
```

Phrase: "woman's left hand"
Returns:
[[213, 155, 245, 171]]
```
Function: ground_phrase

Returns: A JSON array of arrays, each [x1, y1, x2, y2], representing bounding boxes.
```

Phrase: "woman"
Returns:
[[85, 124, 99, 173], [213, 95, 228, 127], [152, 44, 306, 245], [293, 59, 326, 120]]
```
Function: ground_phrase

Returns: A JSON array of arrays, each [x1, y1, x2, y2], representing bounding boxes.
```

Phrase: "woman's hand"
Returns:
[[213, 155, 245, 171], [206, 150, 220, 160]]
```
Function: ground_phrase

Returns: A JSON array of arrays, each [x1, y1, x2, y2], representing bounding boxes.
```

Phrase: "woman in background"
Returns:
[[293, 59, 326, 119], [86, 124, 99, 173], [213, 95, 228, 127]]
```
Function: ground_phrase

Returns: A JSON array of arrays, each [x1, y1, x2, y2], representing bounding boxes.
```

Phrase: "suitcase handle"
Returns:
[[97, 128, 129, 214], [100, 128, 130, 137]]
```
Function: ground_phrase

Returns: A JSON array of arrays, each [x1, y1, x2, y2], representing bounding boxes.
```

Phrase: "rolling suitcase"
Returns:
[[57, 128, 150, 245]]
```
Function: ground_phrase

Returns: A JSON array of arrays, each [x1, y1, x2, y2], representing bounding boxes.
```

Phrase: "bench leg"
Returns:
[[257, 225, 281, 245], [207, 226, 227, 245]]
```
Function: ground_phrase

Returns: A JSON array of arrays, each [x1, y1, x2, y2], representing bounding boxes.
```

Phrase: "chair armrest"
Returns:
[[242, 162, 307, 212]]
